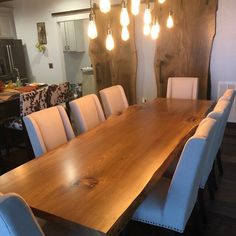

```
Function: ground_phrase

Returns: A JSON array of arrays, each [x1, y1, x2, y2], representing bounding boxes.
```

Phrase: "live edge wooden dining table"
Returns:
[[0, 98, 214, 236]]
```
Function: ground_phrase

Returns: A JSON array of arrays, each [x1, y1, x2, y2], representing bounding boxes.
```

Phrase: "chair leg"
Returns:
[[207, 179, 215, 201], [198, 189, 208, 224], [210, 162, 218, 191], [0, 149, 4, 175], [217, 148, 224, 176]]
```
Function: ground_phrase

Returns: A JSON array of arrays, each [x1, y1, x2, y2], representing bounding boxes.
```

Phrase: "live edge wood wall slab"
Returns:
[[154, 0, 218, 99], [89, 6, 137, 105]]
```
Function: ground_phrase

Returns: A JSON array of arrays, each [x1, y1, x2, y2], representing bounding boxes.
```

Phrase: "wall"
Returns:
[[62, 19, 91, 84], [210, 0, 236, 100]]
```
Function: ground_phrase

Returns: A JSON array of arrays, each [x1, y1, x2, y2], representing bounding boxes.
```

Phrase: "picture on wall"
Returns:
[[37, 22, 47, 44]]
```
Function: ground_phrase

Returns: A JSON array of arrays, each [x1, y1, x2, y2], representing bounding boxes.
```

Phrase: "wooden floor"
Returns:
[[1, 124, 236, 236]]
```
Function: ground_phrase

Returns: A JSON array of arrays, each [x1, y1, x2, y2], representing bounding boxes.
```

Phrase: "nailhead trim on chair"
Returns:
[[132, 217, 184, 233]]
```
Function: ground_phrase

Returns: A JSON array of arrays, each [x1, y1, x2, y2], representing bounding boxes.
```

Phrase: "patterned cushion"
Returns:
[[4, 117, 23, 131], [20, 87, 48, 117], [47, 82, 73, 107]]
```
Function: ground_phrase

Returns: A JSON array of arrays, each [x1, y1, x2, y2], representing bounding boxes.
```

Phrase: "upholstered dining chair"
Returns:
[[3, 87, 48, 158], [0, 192, 100, 236], [69, 94, 105, 134], [0, 192, 44, 236], [206, 99, 232, 177], [99, 85, 129, 118], [46, 82, 73, 107], [24, 105, 75, 158], [132, 118, 216, 234], [166, 77, 199, 99], [220, 89, 236, 104]]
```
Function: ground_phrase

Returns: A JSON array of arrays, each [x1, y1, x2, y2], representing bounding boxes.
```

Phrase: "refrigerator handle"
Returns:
[[6, 45, 13, 73], [9, 45, 15, 69]]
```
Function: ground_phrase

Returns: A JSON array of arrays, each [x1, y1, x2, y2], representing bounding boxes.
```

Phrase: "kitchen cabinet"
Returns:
[[0, 7, 16, 39], [60, 20, 84, 53]]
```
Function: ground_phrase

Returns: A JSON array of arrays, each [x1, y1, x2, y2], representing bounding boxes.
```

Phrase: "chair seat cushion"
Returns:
[[132, 177, 171, 228], [4, 117, 23, 131]]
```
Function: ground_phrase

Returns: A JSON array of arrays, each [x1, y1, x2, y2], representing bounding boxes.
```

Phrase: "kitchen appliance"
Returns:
[[0, 39, 27, 82]]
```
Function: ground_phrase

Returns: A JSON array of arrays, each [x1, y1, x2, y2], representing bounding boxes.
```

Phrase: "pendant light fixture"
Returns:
[[143, 2, 152, 25], [88, 1, 97, 39], [151, 18, 160, 40], [143, 23, 151, 36], [158, 0, 166, 4], [120, 0, 130, 27], [167, 10, 174, 28], [106, 27, 115, 51], [121, 26, 129, 41], [99, 0, 111, 14], [131, 0, 140, 16]]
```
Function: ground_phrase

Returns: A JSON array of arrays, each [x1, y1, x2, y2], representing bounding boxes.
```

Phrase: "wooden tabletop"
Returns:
[[0, 98, 213, 235]]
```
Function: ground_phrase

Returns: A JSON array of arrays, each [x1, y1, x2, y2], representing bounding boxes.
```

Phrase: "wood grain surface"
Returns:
[[89, 5, 137, 105], [0, 98, 213, 235], [154, 0, 218, 99]]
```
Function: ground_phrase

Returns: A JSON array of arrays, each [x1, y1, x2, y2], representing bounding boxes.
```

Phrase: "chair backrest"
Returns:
[[211, 99, 231, 148], [99, 85, 129, 118], [199, 114, 221, 188], [20, 87, 48, 117], [166, 77, 198, 99], [23, 106, 75, 158], [0, 192, 44, 236], [47, 82, 73, 107], [220, 89, 236, 104], [69, 94, 105, 134], [163, 117, 216, 231]]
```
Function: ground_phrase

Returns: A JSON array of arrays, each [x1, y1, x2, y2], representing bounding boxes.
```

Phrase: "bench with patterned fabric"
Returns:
[[4, 87, 48, 131]]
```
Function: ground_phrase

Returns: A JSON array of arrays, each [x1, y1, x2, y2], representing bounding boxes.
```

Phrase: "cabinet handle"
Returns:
[[9, 45, 15, 68], [6, 45, 13, 72]]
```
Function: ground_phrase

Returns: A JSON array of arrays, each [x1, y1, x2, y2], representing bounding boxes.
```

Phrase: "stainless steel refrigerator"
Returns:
[[0, 39, 27, 82]]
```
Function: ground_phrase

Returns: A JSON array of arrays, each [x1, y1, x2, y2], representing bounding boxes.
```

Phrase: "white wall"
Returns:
[[135, 3, 157, 104], [210, 0, 236, 100]]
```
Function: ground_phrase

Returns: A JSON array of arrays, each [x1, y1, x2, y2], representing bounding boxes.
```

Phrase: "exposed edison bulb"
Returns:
[[143, 23, 151, 36], [99, 0, 111, 13], [121, 26, 129, 41], [120, 1, 130, 26], [88, 14, 97, 39], [144, 4, 152, 25], [167, 11, 174, 28], [151, 20, 160, 40], [158, 0, 166, 4], [131, 0, 140, 15], [106, 29, 115, 51]]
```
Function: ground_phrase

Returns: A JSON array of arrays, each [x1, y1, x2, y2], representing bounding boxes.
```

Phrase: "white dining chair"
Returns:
[[0, 192, 44, 236], [220, 89, 236, 104], [24, 105, 75, 158], [205, 99, 231, 177], [0, 192, 100, 236], [132, 118, 216, 234], [99, 85, 129, 118], [69, 94, 105, 134], [166, 77, 199, 99]]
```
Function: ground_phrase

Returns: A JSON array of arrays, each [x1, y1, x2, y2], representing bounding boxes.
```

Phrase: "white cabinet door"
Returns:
[[66, 21, 77, 52], [59, 20, 85, 53], [59, 22, 68, 51], [0, 11, 16, 39]]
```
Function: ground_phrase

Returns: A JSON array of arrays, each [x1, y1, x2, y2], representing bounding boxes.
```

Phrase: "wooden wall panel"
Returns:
[[154, 0, 218, 99], [89, 6, 137, 104]]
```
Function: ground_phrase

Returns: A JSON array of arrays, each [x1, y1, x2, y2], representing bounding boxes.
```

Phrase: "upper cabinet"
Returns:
[[0, 7, 16, 39], [59, 20, 84, 53]]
